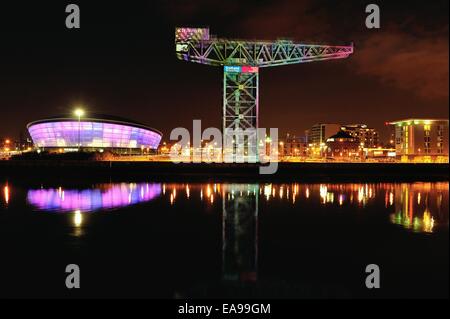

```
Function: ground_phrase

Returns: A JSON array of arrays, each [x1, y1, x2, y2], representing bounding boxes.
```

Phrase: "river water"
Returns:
[[0, 180, 448, 298]]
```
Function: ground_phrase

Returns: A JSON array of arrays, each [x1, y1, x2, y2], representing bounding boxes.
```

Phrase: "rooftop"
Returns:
[[388, 119, 449, 126], [328, 130, 354, 140], [27, 113, 162, 135]]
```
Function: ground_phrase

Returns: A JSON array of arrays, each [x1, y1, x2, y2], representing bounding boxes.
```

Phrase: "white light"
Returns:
[[74, 109, 85, 117]]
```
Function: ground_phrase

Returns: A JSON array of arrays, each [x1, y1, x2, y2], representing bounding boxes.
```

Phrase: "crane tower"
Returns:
[[175, 27, 353, 160]]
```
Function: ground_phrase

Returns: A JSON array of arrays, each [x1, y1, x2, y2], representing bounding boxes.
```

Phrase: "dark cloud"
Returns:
[[237, 0, 331, 41], [353, 30, 448, 100]]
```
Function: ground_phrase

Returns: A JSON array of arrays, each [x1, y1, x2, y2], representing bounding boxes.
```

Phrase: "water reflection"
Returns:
[[9, 181, 447, 234], [222, 184, 258, 282], [390, 183, 448, 233], [161, 182, 448, 234], [3, 184, 9, 205], [26, 182, 161, 212]]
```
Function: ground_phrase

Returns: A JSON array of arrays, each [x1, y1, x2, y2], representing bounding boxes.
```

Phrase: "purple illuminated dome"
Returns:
[[27, 114, 162, 152]]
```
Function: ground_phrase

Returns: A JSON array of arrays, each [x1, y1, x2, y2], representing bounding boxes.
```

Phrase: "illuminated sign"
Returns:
[[224, 66, 259, 73], [241, 66, 259, 73], [224, 66, 241, 73]]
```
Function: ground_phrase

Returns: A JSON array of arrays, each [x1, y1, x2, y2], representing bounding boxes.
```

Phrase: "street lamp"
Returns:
[[74, 108, 85, 151]]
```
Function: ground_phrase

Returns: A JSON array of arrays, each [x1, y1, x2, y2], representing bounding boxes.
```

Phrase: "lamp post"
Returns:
[[74, 109, 85, 151]]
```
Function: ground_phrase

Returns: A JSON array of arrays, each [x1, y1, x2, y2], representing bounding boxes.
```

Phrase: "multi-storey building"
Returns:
[[279, 134, 307, 158], [341, 124, 379, 148], [325, 130, 362, 160], [389, 119, 449, 162], [306, 123, 341, 146]]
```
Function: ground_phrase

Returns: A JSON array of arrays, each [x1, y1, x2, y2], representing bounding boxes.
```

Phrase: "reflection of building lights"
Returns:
[[305, 188, 310, 199], [264, 184, 271, 200], [73, 210, 83, 227], [186, 185, 190, 199], [27, 183, 161, 212], [389, 183, 446, 233], [423, 210, 435, 233], [326, 192, 334, 203], [358, 187, 364, 203], [210, 194, 214, 204], [339, 194, 344, 206], [170, 194, 174, 205], [4, 185, 9, 204], [320, 185, 327, 204], [389, 192, 394, 206]]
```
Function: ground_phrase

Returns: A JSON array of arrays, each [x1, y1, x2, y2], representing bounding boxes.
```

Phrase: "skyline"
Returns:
[[0, 0, 448, 142]]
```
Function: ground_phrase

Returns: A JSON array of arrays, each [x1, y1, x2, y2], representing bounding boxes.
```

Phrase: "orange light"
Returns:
[[4, 185, 9, 204]]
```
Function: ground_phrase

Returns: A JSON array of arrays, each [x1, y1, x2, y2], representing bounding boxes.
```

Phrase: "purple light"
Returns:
[[27, 183, 162, 212], [28, 121, 162, 149], [175, 27, 210, 42]]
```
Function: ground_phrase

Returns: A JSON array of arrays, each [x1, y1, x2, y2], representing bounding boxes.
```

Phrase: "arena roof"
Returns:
[[27, 113, 162, 150], [27, 113, 162, 135]]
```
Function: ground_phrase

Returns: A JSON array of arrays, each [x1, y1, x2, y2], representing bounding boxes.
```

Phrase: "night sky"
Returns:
[[0, 0, 448, 142]]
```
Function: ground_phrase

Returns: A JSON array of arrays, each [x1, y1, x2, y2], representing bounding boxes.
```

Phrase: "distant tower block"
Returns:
[[175, 27, 353, 159]]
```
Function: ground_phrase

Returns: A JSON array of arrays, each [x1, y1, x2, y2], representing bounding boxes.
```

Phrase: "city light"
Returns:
[[74, 108, 85, 118]]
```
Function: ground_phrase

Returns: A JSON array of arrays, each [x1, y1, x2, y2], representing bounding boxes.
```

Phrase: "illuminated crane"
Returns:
[[175, 27, 354, 158]]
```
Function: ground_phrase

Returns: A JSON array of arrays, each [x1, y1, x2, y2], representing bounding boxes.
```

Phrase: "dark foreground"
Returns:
[[0, 181, 448, 299]]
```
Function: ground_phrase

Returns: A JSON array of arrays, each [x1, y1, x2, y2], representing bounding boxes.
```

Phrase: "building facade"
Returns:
[[279, 135, 307, 158], [389, 119, 448, 162], [325, 130, 362, 160], [341, 124, 379, 148], [27, 114, 162, 155], [306, 123, 341, 146]]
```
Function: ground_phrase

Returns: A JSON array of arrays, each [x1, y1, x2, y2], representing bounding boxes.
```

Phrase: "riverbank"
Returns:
[[0, 160, 448, 182]]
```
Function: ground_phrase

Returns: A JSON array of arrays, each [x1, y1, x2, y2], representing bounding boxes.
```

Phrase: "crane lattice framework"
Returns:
[[175, 27, 354, 160]]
